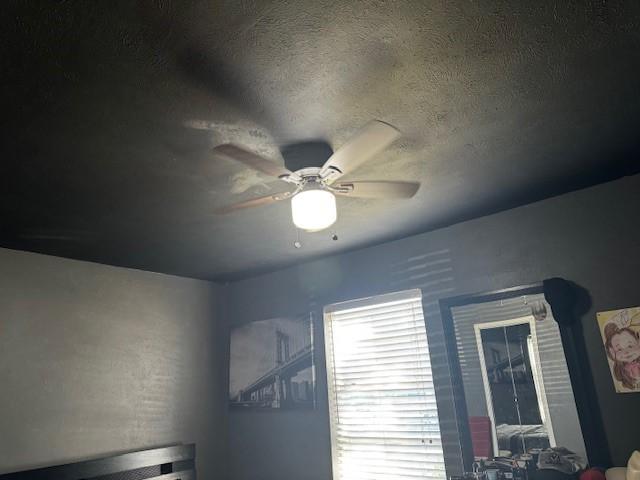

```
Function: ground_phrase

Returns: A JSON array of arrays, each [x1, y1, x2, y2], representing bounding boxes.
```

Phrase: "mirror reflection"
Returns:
[[450, 293, 586, 461], [476, 319, 551, 455]]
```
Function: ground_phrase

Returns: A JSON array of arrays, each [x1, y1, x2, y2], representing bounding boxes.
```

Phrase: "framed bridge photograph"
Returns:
[[229, 313, 316, 410]]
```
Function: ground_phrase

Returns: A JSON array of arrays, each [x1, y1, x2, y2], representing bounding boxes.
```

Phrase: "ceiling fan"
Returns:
[[213, 120, 420, 232]]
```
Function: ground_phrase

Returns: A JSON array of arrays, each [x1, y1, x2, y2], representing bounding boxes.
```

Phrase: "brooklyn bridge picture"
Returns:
[[229, 314, 315, 410]]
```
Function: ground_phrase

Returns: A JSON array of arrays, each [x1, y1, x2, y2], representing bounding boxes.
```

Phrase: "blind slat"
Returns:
[[335, 377, 434, 385]]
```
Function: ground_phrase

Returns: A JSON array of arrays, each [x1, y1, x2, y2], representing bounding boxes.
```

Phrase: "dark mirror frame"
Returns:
[[438, 278, 611, 471]]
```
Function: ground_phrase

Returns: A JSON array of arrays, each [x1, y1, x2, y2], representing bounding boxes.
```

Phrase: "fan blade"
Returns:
[[214, 191, 293, 214], [320, 120, 401, 183], [333, 181, 420, 199], [213, 144, 293, 179]]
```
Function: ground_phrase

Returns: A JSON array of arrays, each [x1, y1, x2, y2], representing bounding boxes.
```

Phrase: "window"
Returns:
[[324, 290, 446, 480]]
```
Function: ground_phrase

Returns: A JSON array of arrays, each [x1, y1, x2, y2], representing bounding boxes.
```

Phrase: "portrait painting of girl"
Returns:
[[597, 307, 640, 393]]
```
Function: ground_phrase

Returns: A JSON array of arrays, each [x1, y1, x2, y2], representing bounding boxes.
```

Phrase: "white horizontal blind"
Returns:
[[324, 290, 446, 480]]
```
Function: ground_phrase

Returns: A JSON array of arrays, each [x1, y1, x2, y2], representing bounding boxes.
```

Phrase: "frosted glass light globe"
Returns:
[[291, 189, 337, 232]]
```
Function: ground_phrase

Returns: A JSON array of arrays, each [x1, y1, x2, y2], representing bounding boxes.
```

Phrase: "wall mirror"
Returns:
[[440, 284, 589, 467]]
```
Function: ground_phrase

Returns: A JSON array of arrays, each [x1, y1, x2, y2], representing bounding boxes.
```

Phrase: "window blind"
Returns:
[[324, 290, 446, 480]]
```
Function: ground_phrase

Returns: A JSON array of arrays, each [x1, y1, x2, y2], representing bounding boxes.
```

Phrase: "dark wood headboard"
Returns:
[[0, 444, 195, 480]]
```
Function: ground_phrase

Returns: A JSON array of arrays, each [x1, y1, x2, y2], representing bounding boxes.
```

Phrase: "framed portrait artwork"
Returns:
[[597, 307, 640, 393]]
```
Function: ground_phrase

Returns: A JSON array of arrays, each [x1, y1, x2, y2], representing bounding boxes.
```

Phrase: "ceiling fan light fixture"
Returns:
[[291, 188, 337, 232]]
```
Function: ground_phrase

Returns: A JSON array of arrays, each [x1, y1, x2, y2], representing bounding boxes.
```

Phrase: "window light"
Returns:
[[324, 290, 446, 480]]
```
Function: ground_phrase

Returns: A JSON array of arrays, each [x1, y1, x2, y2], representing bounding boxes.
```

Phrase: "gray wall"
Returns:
[[226, 174, 640, 480], [0, 248, 228, 480]]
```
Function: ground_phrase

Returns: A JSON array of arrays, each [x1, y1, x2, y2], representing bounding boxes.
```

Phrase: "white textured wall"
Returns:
[[0, 249, 228, 479]]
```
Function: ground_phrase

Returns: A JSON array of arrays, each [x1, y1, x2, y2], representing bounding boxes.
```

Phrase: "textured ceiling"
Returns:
[[2, 1, 640, 280]]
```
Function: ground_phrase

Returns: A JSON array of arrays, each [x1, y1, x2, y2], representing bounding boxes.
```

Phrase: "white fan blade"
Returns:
[[213, 144, 293, 179], [320, 120, 401, 183], [215, 191, 293, 214], [333, 181, 419, 199]]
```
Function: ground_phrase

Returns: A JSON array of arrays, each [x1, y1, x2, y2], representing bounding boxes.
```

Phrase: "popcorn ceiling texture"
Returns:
[[1, 1, 639, 279]]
